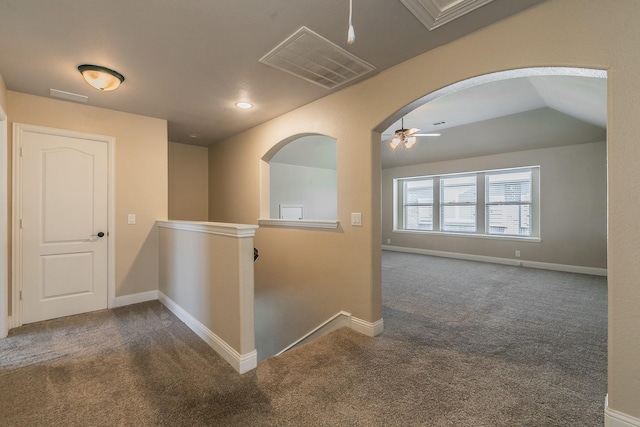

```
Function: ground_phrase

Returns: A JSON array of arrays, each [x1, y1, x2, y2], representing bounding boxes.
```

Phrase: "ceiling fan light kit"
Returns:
[[390, 118, 420, 150]]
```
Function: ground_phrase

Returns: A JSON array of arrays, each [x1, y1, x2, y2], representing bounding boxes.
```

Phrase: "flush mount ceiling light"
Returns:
[[235, 101, 253, 109], [389, 118, 440, 150], [78, 64, 125, 91]]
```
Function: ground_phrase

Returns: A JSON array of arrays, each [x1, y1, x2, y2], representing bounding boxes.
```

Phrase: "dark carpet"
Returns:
[[0, 252, 607, 426]]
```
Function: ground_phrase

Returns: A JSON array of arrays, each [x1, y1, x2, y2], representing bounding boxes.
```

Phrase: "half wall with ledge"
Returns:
[[156, 220, 258, 373]]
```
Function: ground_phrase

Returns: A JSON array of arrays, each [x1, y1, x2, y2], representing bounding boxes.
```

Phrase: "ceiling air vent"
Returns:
[[259, 27, 375, 90]]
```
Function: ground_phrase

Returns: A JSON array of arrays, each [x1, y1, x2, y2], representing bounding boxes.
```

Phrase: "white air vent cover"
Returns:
[[49, 89, 88, 103], [259, 27, 375, 90], [400, 0, 496, 30]]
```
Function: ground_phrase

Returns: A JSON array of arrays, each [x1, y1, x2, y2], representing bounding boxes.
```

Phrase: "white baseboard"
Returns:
[[350, 316, 384, 337], [382, 245, 607, 277], [158, 292, 257, 374], [276, 311, 385, 356], [605, 395, 640, 427], [276, 311, 352, 356], [111, 290, 159, 308]]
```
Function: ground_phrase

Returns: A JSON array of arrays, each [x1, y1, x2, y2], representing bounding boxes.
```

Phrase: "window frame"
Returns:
[[440, 173, 478, 234], [399, 177, 435, 231], [485, 168, 534, 237], [393, 166, 540, 240]]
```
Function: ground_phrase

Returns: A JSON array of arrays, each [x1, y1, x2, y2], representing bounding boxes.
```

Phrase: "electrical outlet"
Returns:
[[386, 239, 391, 244], [351, 213, 362, 226], [515, 250, 520, 258], [128, 214, 136, 225]]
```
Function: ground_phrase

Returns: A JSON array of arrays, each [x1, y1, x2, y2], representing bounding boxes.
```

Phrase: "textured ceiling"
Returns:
[[0, 0, 546, 146]]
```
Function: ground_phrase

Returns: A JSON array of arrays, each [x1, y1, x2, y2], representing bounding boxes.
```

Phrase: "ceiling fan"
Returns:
[[388, 118, 440, 150]]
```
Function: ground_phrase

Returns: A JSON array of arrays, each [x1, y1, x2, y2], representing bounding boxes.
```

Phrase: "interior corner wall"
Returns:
[[168, 141, 208, 221], [207, 0, 638, 416], [7, 91, 168, 306], [382, 141, 607, 269]]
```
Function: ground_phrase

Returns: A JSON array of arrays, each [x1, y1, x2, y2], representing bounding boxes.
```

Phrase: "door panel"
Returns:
[[20, 128, 108, 324]]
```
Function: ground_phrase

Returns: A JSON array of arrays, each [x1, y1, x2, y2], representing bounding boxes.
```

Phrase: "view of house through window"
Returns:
[[486, 169, 532, 236], [396, 166, 539, 238], [441, 175, 477, 233]]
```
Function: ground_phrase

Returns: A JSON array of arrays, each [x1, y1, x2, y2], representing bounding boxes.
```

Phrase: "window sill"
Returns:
[[393, 229, 541, 242], [258, 218, 339, 230]]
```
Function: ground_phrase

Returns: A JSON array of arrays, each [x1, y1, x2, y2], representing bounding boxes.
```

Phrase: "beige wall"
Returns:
[[0, 74, 6, 110], [168, 142, 208, 221], [382, 141, 607, 269], [7, 91, 168, 303], [209, 0, 640, 417]]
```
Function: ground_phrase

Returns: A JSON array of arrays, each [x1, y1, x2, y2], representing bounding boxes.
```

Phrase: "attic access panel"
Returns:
[[260, 27, 375, 90], [400, 0, 496, 30]]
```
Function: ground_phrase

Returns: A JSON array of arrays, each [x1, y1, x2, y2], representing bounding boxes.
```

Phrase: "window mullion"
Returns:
[[394, 179, 402, 230], [433, 176, 441, 231], [477, 172, 485, 234]]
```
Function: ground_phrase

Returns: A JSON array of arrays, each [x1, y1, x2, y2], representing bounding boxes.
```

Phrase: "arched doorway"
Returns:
[[374, 67, 608, 422]]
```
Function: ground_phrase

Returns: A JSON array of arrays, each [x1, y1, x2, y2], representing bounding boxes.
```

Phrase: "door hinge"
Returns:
[[20, 146, 23, 157], [20, 219, 23, 229], [19, 290, 22, 300]]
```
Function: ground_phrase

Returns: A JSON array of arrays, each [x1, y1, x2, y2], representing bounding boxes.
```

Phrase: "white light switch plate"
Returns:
[[351, 213, 362, 226], [128, 214, 136, 225]]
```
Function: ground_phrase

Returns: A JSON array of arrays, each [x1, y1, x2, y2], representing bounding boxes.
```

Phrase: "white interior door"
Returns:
[[19, 126, 109, 324]]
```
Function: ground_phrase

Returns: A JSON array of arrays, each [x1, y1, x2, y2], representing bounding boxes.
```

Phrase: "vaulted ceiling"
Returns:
[[381, 75, 607, 168], [0, 0, 547, 146]]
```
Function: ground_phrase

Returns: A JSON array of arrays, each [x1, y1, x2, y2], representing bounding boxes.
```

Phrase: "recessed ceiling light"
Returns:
[[235, 101, 253, 109]]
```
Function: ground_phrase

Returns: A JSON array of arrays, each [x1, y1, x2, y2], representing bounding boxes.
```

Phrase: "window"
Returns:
[[402, 179, 433, 230], [394, 167, 538, 238], [486, 170, 532, 236], [441, 175, 476, 233]]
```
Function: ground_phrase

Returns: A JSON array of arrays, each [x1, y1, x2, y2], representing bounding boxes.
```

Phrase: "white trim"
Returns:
[[0, 105, 7, 338], [521, 260, 607, 276], [158, 291, 257, 374], [11, 123, 116, 327], [400, 0, 495, 31], [107, 137, 116, 309], [350, 316, 385, 337], [258, 218, 339, 229], [393, 229, 541, 243], [382, 245, 607, 276], [112, 290, 158, 308], [276, 311, 352, 356], [605, 395, 640, 427], [156, 220, 258, 238], [11, 122, 20, 327], [276, 311, 385, 356]]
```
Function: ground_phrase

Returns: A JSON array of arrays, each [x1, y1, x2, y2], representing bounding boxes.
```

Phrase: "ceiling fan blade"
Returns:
[[413, 133, 441, 137], [405, 127, 420, 135]]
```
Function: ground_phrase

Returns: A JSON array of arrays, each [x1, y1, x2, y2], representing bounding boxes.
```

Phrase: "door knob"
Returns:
[[91, 232, 105, 238]]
